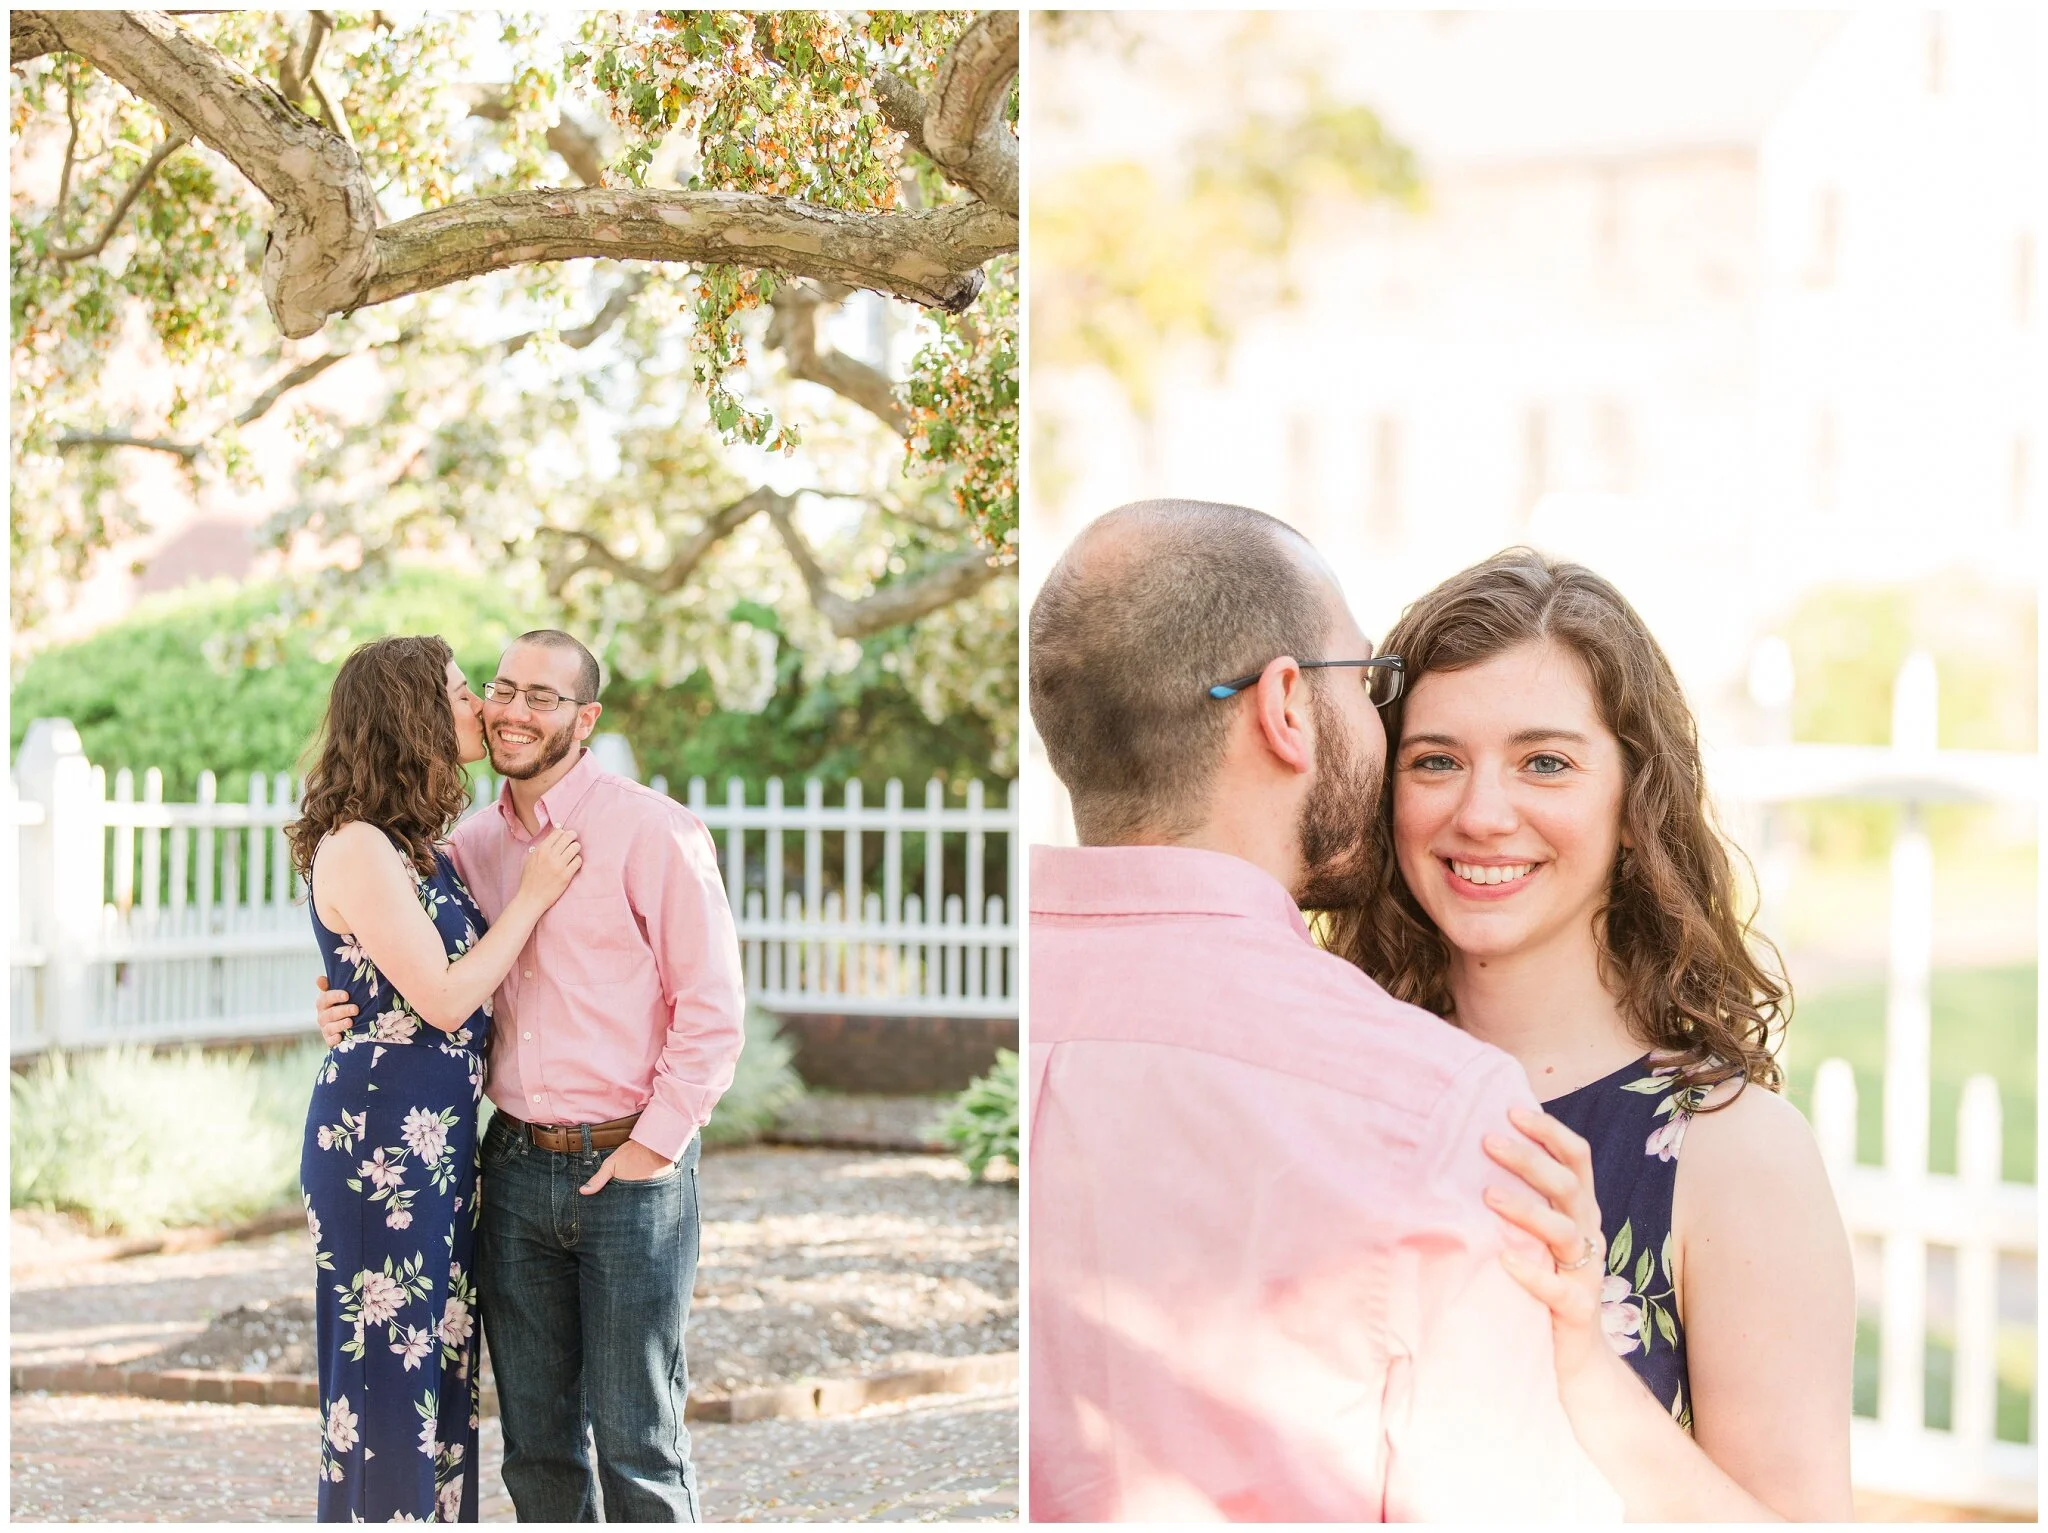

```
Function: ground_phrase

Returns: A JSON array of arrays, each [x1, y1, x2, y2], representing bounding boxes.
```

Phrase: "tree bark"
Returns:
[[365, 191, 1009, 316], [920, 10, 1018, 217]]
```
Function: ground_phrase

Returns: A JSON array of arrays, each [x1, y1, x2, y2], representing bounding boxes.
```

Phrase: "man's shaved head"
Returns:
[[1029, 499, 1337, 844]]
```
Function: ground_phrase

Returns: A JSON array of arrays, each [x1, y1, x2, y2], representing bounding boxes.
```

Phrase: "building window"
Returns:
[[1807, 189, 1839, 288], [1287, 412, 1320, 528], [1521, 405, 1550, 524], [1594, 399, 1634, 493], [1367, 414, 1401, 542], [2018, 233, 2035, 326], [1812, 407, 1836, 512]]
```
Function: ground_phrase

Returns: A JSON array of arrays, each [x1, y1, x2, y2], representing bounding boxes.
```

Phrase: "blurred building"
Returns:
[[1034, 11, 2042, 751]]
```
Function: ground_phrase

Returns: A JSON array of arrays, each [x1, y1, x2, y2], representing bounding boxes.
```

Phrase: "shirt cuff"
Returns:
[[630, 1098, 700, 1162]]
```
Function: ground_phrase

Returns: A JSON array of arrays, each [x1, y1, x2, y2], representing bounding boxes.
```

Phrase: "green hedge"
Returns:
[[10, 569, 525, 800], [12, 566, 1003, 799]]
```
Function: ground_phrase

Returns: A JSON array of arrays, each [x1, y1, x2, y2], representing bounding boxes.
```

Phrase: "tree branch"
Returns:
[[51, 431, 202, 462], [543, 486, 790, 598], [52, 267, 642, 461], [766, 283, 907, 436], [921, 10, 1018, 216], [56, 69, 81, 213], [767, 503, 1005, 639], [463, 89, 610, 189], [19, 9, 383, 339], [874, 69, 928, 156], [48, 128, 192, 262], [365, 189, 1008, 315], [22, 11, 1015, 339]]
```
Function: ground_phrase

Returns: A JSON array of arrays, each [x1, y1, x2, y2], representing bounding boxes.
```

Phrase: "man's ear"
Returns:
[[576, 702, 603, 742], [1250, 659, 1315, 776]]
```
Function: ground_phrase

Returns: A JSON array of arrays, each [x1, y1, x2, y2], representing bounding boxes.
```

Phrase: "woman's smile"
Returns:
[[1441, 856, 1546, 897]]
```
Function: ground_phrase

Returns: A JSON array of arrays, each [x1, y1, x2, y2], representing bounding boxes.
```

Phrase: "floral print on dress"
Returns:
[[302, 841, 489, 1521], [1546, 1054, 1709, 1437]]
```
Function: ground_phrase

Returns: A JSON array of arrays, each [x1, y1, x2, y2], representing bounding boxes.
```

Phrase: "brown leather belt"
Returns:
[[496, 1110, 641, 1155]]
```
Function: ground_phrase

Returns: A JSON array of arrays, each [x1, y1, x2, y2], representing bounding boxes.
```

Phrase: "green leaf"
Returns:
[[1634, 1248, 1652, 1292], [1608, 1219, 1632, 1275]]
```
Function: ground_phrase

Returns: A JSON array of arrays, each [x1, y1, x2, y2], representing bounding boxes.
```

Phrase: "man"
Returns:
[[1028, 501, 1618, 1521], [318, 628, 743, 1521]]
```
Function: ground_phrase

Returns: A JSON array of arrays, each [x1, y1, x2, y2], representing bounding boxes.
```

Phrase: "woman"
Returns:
[[1331, 549, 1855, 1521], [285, 636, 582, 1522]]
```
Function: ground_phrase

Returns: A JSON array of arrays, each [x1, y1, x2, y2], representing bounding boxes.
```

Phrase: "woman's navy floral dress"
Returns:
[[301, 838, 491, 1522], [1543, 1054, 1710, 1433]]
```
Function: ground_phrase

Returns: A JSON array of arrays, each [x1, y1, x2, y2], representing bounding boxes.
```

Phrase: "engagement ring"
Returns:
[[1560, 1234, 1600, 1271]]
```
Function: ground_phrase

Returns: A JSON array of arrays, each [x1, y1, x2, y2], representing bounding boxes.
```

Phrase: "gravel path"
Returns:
[[10, 1146, 1017, 1521], [9, 1385, 1018, 1522], [15, 1147, 1017, 1395]]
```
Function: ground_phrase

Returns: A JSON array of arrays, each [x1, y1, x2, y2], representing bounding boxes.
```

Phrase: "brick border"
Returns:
[[13, 1351, 1018, 1424], [10, 1205, 308, 1277]]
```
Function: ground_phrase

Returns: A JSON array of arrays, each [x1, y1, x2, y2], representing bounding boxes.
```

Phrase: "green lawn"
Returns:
[[1854, 1317, 2037, 1443], [1781, 965, 2037, 1185]]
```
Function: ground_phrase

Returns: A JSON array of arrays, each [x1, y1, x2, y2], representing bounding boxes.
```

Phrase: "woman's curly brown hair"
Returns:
[[285, 636, 472, 882], [1326, 548, 1788, 1104]]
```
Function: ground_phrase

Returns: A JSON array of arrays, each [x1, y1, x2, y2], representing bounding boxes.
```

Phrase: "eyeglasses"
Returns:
[[1207, 655, 1405, 707], [480, 680, 593, 712]]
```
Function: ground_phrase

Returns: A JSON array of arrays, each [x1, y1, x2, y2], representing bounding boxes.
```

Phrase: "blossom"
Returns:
[[305, 1204, 323, 1247], [385, 1206, 413, 1231], [1645, 1112, 1690, 1163], [328, 1460, 345, 1483], [391, 1324, 436, 1371], [326, 1395, 360, 1453], [357, 1270, 407, 1327], [401, 1108, 450, 1165], [438, 1477, 465, 1520], [437, 1296, 474, 1348], [316, 1124, 335, 1151], [1600, 1274, 1644, 1356], [418, 1416, 440, 1457], [359, 1149, 407, 1191], [372, 1008, 419, 1043], [342, 1110, 368, 1140]]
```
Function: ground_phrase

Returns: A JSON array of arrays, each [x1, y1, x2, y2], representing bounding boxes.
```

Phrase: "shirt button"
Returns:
[[523, 970, 533, 979], [531, 1094, 541, 1103], [522, 1031, 531, 1041]]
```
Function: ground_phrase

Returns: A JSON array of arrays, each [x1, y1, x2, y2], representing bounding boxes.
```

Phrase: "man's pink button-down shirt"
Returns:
[[1029, 845, 1618, 1523], [447, 748, 745, 1161]]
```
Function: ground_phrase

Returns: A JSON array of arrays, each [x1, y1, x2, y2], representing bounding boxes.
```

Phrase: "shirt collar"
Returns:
[[1028, 843, 1313, 942], [493, 746, 602, 835]]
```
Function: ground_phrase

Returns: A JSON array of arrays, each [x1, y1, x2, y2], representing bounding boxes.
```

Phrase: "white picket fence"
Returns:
[[1712, 651, 2036, 1514], [7, 720, 1017, 1057]]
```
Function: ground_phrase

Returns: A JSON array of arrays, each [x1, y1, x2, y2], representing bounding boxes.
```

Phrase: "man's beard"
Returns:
[[490, 715, 579, 780], [1294, 691, 1383, 911]]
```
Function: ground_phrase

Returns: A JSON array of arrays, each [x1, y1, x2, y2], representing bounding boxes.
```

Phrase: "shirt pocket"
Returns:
[[535, 890, 650, 989]]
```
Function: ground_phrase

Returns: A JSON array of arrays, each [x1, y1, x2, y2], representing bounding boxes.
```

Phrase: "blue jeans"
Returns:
[[478, 1116, 702, 1522]]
